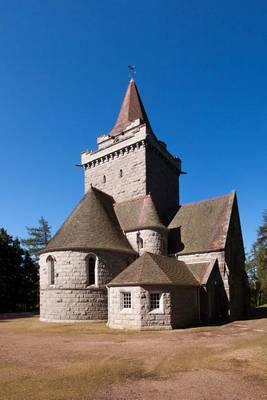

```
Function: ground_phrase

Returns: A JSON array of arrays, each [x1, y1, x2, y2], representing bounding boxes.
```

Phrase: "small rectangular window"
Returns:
[[122, 292, 131, 309], [150, 293, 161, 310]]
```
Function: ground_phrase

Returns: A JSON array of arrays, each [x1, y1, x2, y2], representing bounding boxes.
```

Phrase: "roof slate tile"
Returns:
[[109, 79, 151, 136], [40, 187, 135, 254], [169, 192, 235, 254], [114, 194, 166, 232], [108, 252, 199, 286]]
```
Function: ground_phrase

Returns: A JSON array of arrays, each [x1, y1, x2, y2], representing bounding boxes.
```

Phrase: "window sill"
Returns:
[[120, 308, 133, 313], [149, 309, 164, 314], [86, 285, 100, 290]]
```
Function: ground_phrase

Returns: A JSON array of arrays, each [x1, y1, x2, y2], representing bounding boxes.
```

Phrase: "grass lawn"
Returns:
[[0, 315, 266, 400]]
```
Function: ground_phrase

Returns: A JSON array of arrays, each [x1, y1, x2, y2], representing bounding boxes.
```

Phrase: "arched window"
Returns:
[[47, 256, 55, 285], [119, 169, 123, 178], [86, 255, 96, 286], [103, 175, 106, 183]]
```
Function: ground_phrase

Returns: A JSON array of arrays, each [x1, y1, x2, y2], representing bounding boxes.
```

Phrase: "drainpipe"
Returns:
[[136, 231, 141, 255], [198, 287, 201, 324]]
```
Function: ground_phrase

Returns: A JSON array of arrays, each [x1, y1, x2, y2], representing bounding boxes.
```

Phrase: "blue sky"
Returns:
[[0, 0, 266, 254]]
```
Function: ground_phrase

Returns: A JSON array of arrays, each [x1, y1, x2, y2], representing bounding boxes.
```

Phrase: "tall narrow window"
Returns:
[[119, 169, 123, 178], [103, 175, 106, 183], [87, 256, 96, 285], [136, 232, 143, 250], [47, 256, 55, 285]]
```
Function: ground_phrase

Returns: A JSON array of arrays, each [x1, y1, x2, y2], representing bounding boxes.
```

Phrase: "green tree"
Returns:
[[0, 228, 38, 312], [245, 256, 259, 306], [248, 210, 267, 305], [21, 217, 51, 260]]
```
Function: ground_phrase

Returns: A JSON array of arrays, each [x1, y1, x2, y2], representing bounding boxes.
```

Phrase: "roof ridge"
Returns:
[[114, 194, 151, 205], [144, 253, 173, 283], [181, 191, 234, 208], [42, 184, 135, 255], [149, 253, 199, 285], [108, 252, 200, 287], [186, 264, 200, 282], [149, 252, 173, 272], [221, 190, 236, 248]]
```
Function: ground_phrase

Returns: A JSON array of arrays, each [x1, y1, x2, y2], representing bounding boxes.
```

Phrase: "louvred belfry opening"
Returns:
[[109, 79, 152, 136]]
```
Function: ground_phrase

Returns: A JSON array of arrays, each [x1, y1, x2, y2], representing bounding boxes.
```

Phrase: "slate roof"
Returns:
[[109, 79, 152, 136], [40, 187, 135, 255], [187, 260, 216, 285], [114, 194, 166, 232], [108, 252, 199, 287], [169, 192, 235, 254]]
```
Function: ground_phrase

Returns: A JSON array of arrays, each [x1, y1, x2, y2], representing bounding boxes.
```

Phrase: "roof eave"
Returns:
[[39, 246, 137, 256], [107, 282, 200, 288], [175, 247, 225, 256], [123, 225, 168, 233]]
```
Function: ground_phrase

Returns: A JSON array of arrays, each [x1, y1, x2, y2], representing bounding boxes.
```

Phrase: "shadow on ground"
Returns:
[[0, 312, 39, 321], [0, 306, 266, 325], [248, 306, 267, 320]]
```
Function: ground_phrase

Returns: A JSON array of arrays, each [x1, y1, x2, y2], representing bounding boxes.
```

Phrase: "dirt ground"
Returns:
[[0, 315, 266, 400]]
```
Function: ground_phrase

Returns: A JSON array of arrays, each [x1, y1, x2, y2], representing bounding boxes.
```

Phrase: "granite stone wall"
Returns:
[[84, 138, 147, 201], [139, 286, 172, 329], [108, 286, 142, 329], [108, 286, 172, 330], [39, 250, 135, 322], [108, 285, 198, 330], [177, 251, 230, 299], [170, 287, 199, 328], [82, 125, 180, 222], [126, 229, 168, 255], [224, 201, 249, 319], [146, 141, 179, 224], [176, 251, 246, 320]]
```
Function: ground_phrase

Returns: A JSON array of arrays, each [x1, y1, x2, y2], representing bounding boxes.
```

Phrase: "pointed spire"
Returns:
[[109, 79, 151, 136]]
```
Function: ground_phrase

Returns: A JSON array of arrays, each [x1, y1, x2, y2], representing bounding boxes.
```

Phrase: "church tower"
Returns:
[[81, 79, 182, 223], [39, 78, 248, 326]]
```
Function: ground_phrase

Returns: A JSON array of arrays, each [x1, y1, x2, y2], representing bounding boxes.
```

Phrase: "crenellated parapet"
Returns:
[[83, 139, 146, 171], [82, 125, 181, 174]]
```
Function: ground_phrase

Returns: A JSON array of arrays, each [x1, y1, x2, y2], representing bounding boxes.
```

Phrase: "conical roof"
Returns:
[[109, 79, 151, 136], [108, 253, 199, 287], [114, 194, 166, 232], [40, 187, 135, 255]]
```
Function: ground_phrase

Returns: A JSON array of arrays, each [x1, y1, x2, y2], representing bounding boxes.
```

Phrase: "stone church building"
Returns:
[[39, 79, 248, 329]]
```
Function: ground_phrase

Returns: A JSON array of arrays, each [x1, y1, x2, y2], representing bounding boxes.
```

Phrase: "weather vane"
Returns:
[[128, 65, 136, 80]]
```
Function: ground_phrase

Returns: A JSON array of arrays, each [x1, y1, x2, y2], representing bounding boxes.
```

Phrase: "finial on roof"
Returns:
[[128, 65, 136, 80]]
